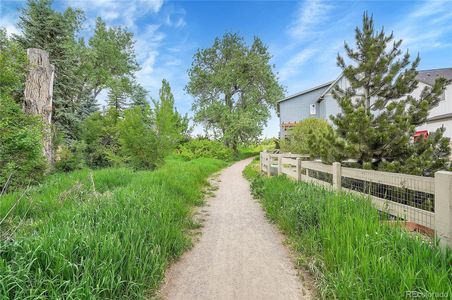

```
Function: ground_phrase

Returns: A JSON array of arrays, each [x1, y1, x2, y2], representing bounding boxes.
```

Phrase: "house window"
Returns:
[[310, 104, 316, 115]]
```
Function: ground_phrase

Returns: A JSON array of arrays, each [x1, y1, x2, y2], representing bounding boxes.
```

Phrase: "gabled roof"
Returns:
[[317, 73, 344, 103], [277, 81, 334, 103], [417, 68, 452, 86], [279, 67, 452, 106]]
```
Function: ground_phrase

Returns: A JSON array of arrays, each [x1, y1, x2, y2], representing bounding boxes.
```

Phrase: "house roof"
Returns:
[[317, 73, 344, 103], [416, 68, 452, 86], [277, 81, 334, 103], [427, 113, 452, 122], [278, 67, 452, 107]]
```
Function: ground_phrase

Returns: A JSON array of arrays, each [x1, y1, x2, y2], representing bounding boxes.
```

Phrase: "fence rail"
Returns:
[[259, 152, 452, 248]]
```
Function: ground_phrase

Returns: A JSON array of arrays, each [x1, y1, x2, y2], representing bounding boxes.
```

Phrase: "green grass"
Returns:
[[0, 158, 226, 299], [244, 159, 452, 299]]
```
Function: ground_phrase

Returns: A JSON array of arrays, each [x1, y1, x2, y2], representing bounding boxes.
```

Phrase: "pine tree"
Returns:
[[331, 12, 450, 175], [130, 83, 148, 110], [15, 0, 85, 140]]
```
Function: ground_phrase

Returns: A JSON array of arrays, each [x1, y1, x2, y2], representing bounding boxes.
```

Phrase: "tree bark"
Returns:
[[23, 48, 55, 169]]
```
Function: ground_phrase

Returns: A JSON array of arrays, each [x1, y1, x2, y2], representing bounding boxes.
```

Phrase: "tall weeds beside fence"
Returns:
[[260, 152, 452, 248], [244, 159, 452, 299]]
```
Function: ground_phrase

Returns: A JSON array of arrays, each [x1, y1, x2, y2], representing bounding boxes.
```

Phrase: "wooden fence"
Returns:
[[260, 152, 452, 248]]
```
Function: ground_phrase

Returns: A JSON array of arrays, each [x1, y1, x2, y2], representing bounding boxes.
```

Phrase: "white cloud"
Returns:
[[0, 12, 19, 36], [67, 0, 163, 29], [278, 47, 318, 81], [395, 0, 452, 50], [288, 0, 334, 40]]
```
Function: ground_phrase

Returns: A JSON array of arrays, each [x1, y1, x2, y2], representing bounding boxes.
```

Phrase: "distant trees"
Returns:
[[81, 80, 188, 170], [331, 13, 450, 175], [0, 0, 191, 186], [1, 30, 46, 188], [186, 33, 284, 151], [14, 0, 142, 141]]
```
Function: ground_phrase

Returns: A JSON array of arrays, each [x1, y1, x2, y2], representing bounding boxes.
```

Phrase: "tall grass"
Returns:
[[244, 159, 452, 299], [0, 158, 226, 299]]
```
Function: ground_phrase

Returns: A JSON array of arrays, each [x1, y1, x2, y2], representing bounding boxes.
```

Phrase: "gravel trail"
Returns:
[[160, 158, 311, 300]]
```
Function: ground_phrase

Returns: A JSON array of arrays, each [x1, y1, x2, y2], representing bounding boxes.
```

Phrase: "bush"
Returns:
[[178, 139, 234, 161], [0, 96, 46, 190], [81, 108, 122, 168], [55, 141, 86, 172], [244, 161, 452, 299], [281, 118, 343, 163], [118, 106, 159, 169]]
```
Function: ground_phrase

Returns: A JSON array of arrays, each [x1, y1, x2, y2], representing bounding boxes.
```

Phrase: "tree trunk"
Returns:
[[23, 48, 55, 170]]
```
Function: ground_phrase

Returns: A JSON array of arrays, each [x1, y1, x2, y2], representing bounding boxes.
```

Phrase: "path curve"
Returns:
[[160, 158, 311, 300]]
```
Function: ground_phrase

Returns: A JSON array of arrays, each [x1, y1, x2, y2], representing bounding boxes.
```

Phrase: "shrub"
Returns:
[[55, 141, 86, 172], [178, 139, 233, 161], [281, 118, 343, 163], [0, 96, 46, 190], [81, 109, 121, 168], [118, 106, 159, 169]]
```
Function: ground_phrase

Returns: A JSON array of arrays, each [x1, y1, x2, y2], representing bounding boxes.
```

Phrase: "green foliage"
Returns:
[[0, 29, 27, 103], [118, 105, 159, 169], [55, 141, 86, 172], [332, 13, 450, 175], [244, 161, 452, 299], [178, 139, 234, 161], [0, 31, 46, 190], [0, 96, 46, 190], [186, 32, 284, 150], [154, 79, 190, 159], [379, 127, 451, 176], [0, 159, 227, 299], [81, 80, 188, 170], [14, 0, 141, 141], [281, 118, 344, 163], [81, 108, 121, 168]]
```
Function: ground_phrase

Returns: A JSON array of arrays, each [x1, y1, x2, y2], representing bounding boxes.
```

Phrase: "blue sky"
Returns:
[[1, 0, 452, 137]]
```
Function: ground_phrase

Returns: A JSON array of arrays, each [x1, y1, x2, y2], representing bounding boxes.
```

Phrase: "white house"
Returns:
[[277, 68, 452, 140]]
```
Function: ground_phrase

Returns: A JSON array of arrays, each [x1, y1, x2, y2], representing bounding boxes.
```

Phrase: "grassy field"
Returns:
[[244, 159, 452, 299], [0, 158, 226, 299]]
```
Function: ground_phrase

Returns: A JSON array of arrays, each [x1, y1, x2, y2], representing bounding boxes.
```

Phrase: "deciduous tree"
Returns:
[[186, 33, 284, 151]]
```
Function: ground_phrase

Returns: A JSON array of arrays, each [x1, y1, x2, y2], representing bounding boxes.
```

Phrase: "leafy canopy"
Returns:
[[186, 33, 284, 150]]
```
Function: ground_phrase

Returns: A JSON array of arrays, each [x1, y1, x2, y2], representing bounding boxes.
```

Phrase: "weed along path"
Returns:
[[160, 158, 311, 300]]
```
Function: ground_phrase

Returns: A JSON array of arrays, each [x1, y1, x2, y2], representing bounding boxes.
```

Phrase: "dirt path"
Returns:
[[160, 158, 311, 300]]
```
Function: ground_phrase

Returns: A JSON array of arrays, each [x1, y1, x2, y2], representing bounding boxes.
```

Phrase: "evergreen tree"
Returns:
[[107, 77, 132, 113], [331, 13, 450, 175], [15, 0, 84, 140], [130, 83, 148, 110], [15, 1, 140, 141]]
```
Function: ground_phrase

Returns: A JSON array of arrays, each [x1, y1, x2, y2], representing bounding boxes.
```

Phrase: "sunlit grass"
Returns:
[[0, 158, 226, 299], [244, 159, 452, 299]]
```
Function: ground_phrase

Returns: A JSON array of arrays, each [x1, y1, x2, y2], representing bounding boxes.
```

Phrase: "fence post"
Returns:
[[277, 155, 282, 175], [332, 162, 342, 190], [267, 155, 272, 177], [434, 171, 452, 248], [259, 152, 263, 173], [296, 157, 301, 182]]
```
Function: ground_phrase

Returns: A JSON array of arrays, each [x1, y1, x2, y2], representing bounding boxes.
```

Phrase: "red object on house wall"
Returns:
[[413, 130, 429, 141]]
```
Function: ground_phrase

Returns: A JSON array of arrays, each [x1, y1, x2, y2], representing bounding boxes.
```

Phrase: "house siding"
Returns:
[[279, 73, 452, 140], [279, 85, 328, 137]]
